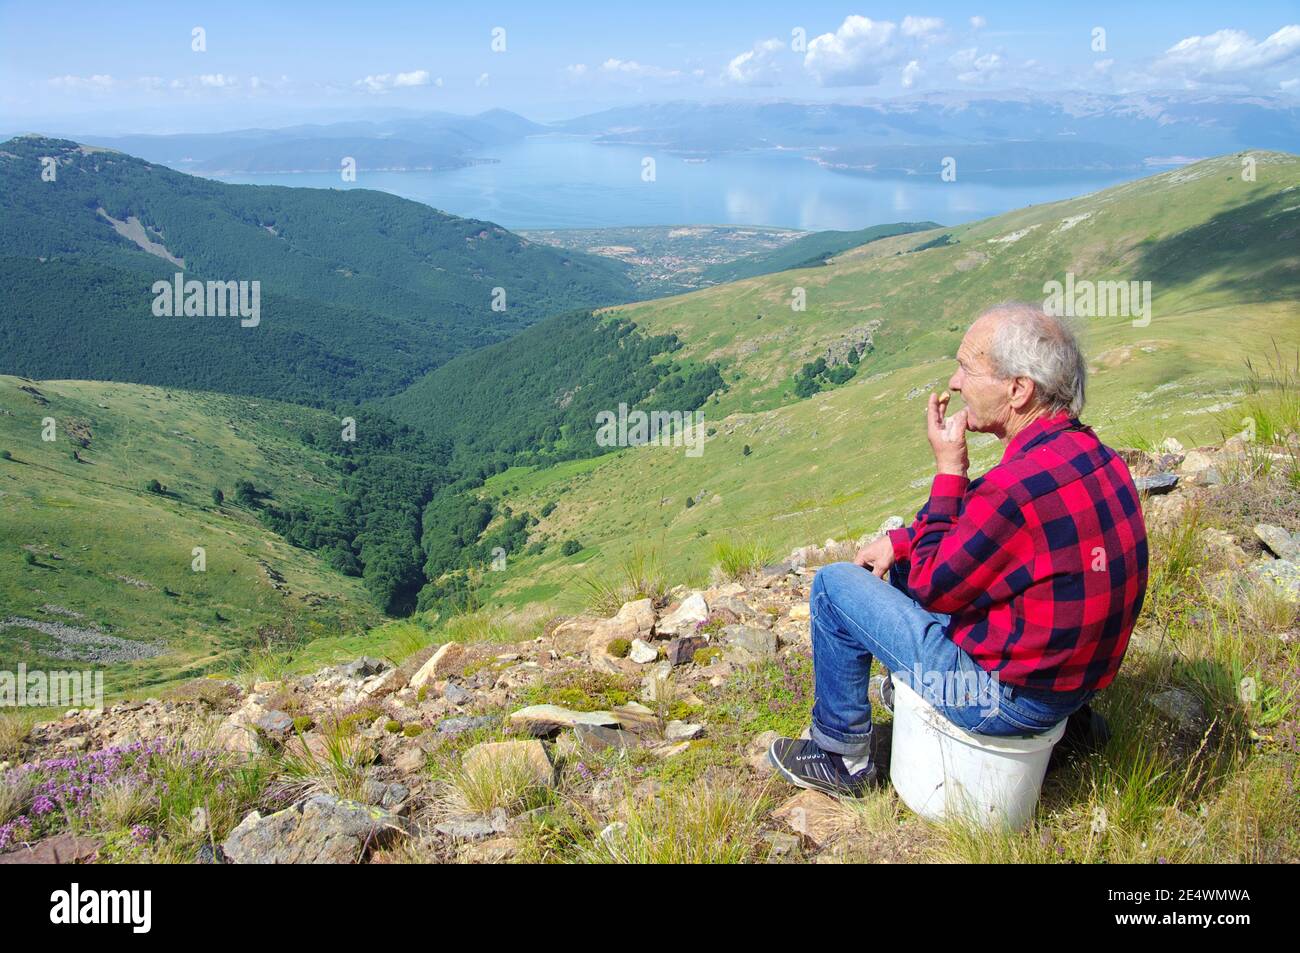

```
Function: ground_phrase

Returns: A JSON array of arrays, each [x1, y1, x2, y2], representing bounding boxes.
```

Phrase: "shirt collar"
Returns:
[[1001, 411, 1077, 463]]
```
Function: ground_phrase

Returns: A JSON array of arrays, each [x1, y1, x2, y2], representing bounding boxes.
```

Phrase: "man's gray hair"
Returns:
[[980, 302, 1087, 417]]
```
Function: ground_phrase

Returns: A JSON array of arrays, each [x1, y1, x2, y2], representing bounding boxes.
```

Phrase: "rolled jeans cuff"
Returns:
[[810, 718, 873, 758]]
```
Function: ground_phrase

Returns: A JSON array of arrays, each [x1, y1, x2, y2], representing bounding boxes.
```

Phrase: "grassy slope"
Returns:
[[476, 152, 1300, 609], [0, 376, 381, 695]]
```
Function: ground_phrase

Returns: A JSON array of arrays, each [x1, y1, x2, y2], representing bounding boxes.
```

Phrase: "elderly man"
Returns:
[[770, 303, 1148, 797]]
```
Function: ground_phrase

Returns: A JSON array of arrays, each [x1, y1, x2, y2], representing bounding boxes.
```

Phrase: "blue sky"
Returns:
[[2, 1, 1297, 132]]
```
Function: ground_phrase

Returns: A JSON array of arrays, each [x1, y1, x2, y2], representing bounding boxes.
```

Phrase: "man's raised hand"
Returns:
[[926, 391, 969, 478]]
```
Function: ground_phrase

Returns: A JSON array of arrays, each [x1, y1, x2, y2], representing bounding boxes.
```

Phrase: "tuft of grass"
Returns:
[[439, 605, 549, 645], [274, 716, 374, 803], [447, 750, 553, 816], [0, 768, 37, 825], [578, 547, 668, 616], [711, 537, 776, 581], [0, 712, 35, 761], [576, 781, 768, 864]]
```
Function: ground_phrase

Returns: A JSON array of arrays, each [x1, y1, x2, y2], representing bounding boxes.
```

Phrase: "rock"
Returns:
[[410, 642, 466, 691], [223, 794, 401, 864], [665, 635, 707, 666], [651, 741, 692, 758], [1158, 437, 1184, 455], [664, 720, 704, 741], [723, 624, 777, 660], [509, 705, 620, 735], [0, 832, 99, 865], [787, 603, 810, 622], [762, 831, 803, 863], [573, 723, 638, 753], [640, 661, 673, 702], [1255, 524, 1300, 561], [746, 730, 779, 774], [611, 701, 660, 733], [444, 682, 474, 706], [462, 739, 555, 789], [1135, 472, 1178, 495], [254, 709, 294, 736], [1200, 528, 1249, 570], [213, 697, 267, 755], [436, 809, 508, 841], [879, 516, 905, 533], [612, 598, 657, 637], [1148, 688, 1208, 733], [394, 747, 425, 774], [457, 835, 518, 863], [1177, 449, 1217, 478], [436, 714, 497, 737], [772, 790, 846, 848], [189, 806, 209, 834], [1251, 559, 1300, 602], [340, 657, 387, 679], [628, 639, 659, 664], [656, 592, 709, 636]]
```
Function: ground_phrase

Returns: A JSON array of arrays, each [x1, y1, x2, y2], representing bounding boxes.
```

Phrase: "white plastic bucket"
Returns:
[[888, 678, 1067, 830]]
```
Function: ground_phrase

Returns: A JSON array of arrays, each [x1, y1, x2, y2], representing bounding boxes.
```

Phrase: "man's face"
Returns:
[[949, 316, 1010, 435]]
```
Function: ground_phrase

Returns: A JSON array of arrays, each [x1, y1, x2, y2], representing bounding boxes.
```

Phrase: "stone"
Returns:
[[746, 730, 779, 774], [628, 639, 659, 664], [1148, 688, 1208, 733], [340, 657, 387, 679], [254, 709, 294, 736], [444, 682, 474, 706], [1200, 528, 1249, 570], [1135, 472, 1179, 494], [573, 723, 638, 753], [664, 720, 704, 741], [787, 603, 810, 622], [772, 790, 846, 848], [665, 635, 707, 666], [640, 661, 673, 702], [410, 642, 466, 690], [1255, 524, 1300, 561], [394, 747, 425, 774], [1177, 449, 1217, 478], [1250, 559, 1300, 602], [436, 809, 508, 841], [656, 592, 709, 636], [723, 624, 777, 659], [611, 701, 660, 733], [1158, 437, 1184, 455], [0, 832, 99, 865], [879, 515, 905, 533], [213, 697, 267, 755], [509, 705, 620, 735], [462, 739, 555, 788], [222, 794, 401, 864], [762, 831, 803, 863], [436, 714, 497, 737], [457, 835, 518, 863]]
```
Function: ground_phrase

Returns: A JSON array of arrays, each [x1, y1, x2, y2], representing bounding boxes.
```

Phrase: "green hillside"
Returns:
[[0, 375, 384, 694], [699, 220, 940, 284], [0, 136, 636, 406], [459, 152, 1300, 609]]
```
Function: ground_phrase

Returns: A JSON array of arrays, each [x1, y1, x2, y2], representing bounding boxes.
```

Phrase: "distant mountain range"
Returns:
[[67, 109, 545, 174], [25, 92, 1300, 179]]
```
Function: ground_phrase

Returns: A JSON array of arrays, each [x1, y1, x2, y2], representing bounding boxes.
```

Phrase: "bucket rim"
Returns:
[[892, 678, 1068, 752]]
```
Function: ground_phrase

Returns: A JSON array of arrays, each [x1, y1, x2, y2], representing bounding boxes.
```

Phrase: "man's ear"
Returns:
[[1007, 376, 1036, 411]]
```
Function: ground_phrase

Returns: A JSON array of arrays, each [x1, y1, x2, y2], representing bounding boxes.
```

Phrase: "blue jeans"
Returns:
[[809, 561, 1094, 757]]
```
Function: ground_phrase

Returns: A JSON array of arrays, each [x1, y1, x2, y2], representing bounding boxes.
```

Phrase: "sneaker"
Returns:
[[768, 736, 878, 798], [869, 673, 895, 715]]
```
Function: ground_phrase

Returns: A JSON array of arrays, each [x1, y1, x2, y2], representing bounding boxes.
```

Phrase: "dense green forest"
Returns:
[[0, 136, 636, 406], [386, 309, 725, 466]]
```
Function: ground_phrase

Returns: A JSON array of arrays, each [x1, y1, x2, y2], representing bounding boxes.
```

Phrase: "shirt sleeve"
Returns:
[[904, 473, 1032, 616]]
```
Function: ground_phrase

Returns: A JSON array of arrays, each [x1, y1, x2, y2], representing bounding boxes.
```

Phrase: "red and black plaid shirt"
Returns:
[[888, 412, 1148, 692]]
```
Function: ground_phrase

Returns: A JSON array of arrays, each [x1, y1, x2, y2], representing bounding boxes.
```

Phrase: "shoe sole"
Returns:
[[767, 740, 871, 800]]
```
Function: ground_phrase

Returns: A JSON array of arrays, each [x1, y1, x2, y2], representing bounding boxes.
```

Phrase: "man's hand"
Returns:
[[927, 392, 969, 477], [854, 534, 895, 579]]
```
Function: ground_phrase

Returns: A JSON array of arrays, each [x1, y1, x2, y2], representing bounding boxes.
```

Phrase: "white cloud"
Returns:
[[970, 15, 987, 30], [601, 58, 683, 80], [1154, 25, 1300, 80], [354, 69, 432, 93], [475, 72, 490, 87], [901, 16, 944, 40], [901, 59, 923, 88], [803, 15, 902, 86], [198, 73, 235, 88], [725, 38, 785, 86], [48, 74, 115, 90], [949, 47, 1005, 85]]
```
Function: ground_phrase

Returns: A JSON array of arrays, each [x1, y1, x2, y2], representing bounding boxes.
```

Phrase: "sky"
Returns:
[[1, 1, 1298, 133]]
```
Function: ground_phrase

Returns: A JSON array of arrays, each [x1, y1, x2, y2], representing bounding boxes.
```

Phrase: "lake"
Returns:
[[211, 135, 1140, 232]]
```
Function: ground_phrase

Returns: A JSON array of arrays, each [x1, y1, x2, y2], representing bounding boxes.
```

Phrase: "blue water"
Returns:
[[210, 135, 1138, 232]]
